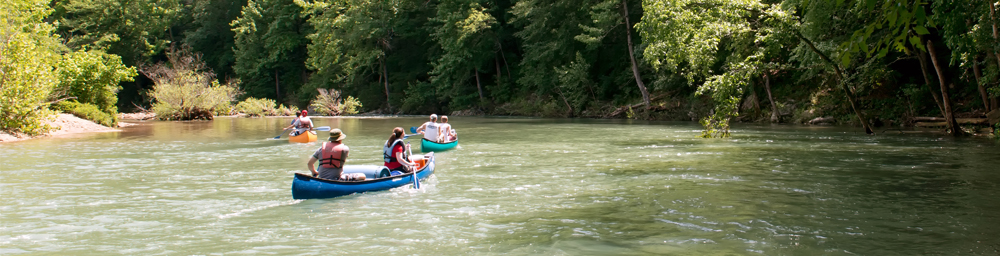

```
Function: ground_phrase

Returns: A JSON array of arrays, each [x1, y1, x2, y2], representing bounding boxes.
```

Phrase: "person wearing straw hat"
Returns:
[[308, 128, 362, 180]]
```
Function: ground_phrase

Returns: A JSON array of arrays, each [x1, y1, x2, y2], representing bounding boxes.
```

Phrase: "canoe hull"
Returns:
[[291, 156, 435, 199], [420, 138, 457, 152], [289, 131, 317, 143]]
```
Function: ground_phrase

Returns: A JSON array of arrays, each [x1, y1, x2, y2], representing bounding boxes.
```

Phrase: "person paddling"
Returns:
[[437, 115, 456, 142], [384, 127, 418, 174], [290, 110, 314, 136], [415, 114, 440, 143], [308, 129, 362, 180]]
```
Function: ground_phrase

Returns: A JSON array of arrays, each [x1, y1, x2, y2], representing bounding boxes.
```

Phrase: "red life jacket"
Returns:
[[319, 142, 346, 168]]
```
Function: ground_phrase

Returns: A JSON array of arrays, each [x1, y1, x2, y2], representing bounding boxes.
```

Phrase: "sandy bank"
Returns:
[[0, 114, 128, 143]]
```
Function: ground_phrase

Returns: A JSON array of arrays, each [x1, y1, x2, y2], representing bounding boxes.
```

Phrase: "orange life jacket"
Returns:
[[319, 142, 346, 168]]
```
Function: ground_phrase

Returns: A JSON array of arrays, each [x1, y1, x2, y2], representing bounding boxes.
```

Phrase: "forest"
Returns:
[[2, 0, 999, 137]]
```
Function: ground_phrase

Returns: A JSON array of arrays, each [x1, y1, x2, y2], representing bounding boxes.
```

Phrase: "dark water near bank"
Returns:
[[2, 117, 998, 255]]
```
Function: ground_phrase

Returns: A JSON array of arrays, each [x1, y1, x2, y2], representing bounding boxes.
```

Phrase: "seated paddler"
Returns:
[[384, 127, 424, 175], [307, 129, 363, 181]]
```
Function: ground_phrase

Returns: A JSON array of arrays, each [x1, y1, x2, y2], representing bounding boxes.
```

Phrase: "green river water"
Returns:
[[2, 117, 999, 255]]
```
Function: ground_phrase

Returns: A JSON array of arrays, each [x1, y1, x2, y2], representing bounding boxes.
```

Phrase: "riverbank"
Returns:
[[0, 114, 128, 143]]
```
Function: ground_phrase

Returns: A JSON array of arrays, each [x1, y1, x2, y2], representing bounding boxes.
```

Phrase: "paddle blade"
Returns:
[[410, 127, 417, 133], [314, 126, 331, 131]]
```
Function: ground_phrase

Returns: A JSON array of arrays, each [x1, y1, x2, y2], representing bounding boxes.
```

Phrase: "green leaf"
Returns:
[[841, 52, 852, 67], [914, 5, 926, 24], [908, 36, 920, 49], [866, 0, 876, 10], [877, 47, 889, 58], [888, 10, 898, 27], [914, 25, 929, 35], [898, 9, 911, 25]]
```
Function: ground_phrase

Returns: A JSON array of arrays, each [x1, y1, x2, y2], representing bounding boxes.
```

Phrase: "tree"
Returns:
[[429, 0, 500, 109], [1, 0, 62, 135], [837, 0, 963, 136], [638, 0, 796, 137], [56, 50, 137, 115], [297, 0, 420, 111], [183, 0, 247, 79], [510, 0, 600, 116], [232, 0, 311, 105], [576, 0, 650, 108], [53, 0, 181, 66]]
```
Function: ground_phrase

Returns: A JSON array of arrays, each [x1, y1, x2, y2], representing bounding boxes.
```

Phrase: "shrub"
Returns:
[[55, 50, 136, 115], [277, 104, 299, 116], [53, 101, 118, 127], [235, 97, 277, 117], [0, 0, 60, 136], [310, 88, 363, 115], [142, 49, 239, 120]]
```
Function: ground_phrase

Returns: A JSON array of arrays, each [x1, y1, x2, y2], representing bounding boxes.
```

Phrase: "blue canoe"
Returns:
[[291, 155, 435, 199]]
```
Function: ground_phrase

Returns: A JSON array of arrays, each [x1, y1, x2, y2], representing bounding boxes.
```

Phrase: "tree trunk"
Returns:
[[495, 55, 502, 86], [382, 57, 391, 111], [926, 40, 964, 136], [622, 0, 650, 108], [555, 87, 574, 117], [497, 41, 511, 79], [750, 84, 762, 117], [764, 72, 779, 123], [794, 30, 874, 134], [275, 70, 281, 100], [474, 68, 484, 100], [973, 60, 990, 112], [916, 52, 946, 115], [992, 2, 1000, 68], [990, 3, 1000, 110]]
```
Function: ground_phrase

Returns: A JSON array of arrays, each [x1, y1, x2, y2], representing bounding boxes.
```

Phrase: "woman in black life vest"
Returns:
[[308, 128, 351, 180], [384, 127, 417, 173]]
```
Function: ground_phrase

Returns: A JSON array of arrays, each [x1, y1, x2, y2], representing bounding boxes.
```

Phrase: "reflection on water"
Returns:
[[2, 117, 998, 255]]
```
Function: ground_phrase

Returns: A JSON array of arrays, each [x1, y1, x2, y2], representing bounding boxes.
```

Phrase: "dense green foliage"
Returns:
[[53, 101, 118, 127], [232, 0, 310, 103], [1, 0, 62, 135], [6, 0, 1000, 136], [56, 50, 137, 115]]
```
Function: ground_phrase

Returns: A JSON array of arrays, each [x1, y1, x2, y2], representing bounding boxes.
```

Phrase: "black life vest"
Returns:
[[383, 139, 408, 163]]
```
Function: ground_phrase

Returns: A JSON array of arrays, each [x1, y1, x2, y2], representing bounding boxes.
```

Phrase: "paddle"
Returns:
[[410, 126, 418, 133], [313, 126, 331, 131], [408, 141, 420, 189], [272, 128, 290, 139]]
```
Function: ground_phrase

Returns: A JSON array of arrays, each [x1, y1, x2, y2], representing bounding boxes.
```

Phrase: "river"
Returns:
[[2, 116, 998, 255]]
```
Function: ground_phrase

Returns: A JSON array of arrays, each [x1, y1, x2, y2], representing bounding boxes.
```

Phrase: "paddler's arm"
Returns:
[[415, 123, 426, 134], [307, 156, 319, 177]]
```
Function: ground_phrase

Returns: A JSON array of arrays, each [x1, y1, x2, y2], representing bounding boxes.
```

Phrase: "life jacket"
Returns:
[[319, 142, 346, 168], [383, 139, 408, 163], [297, 117, 313, 129]]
